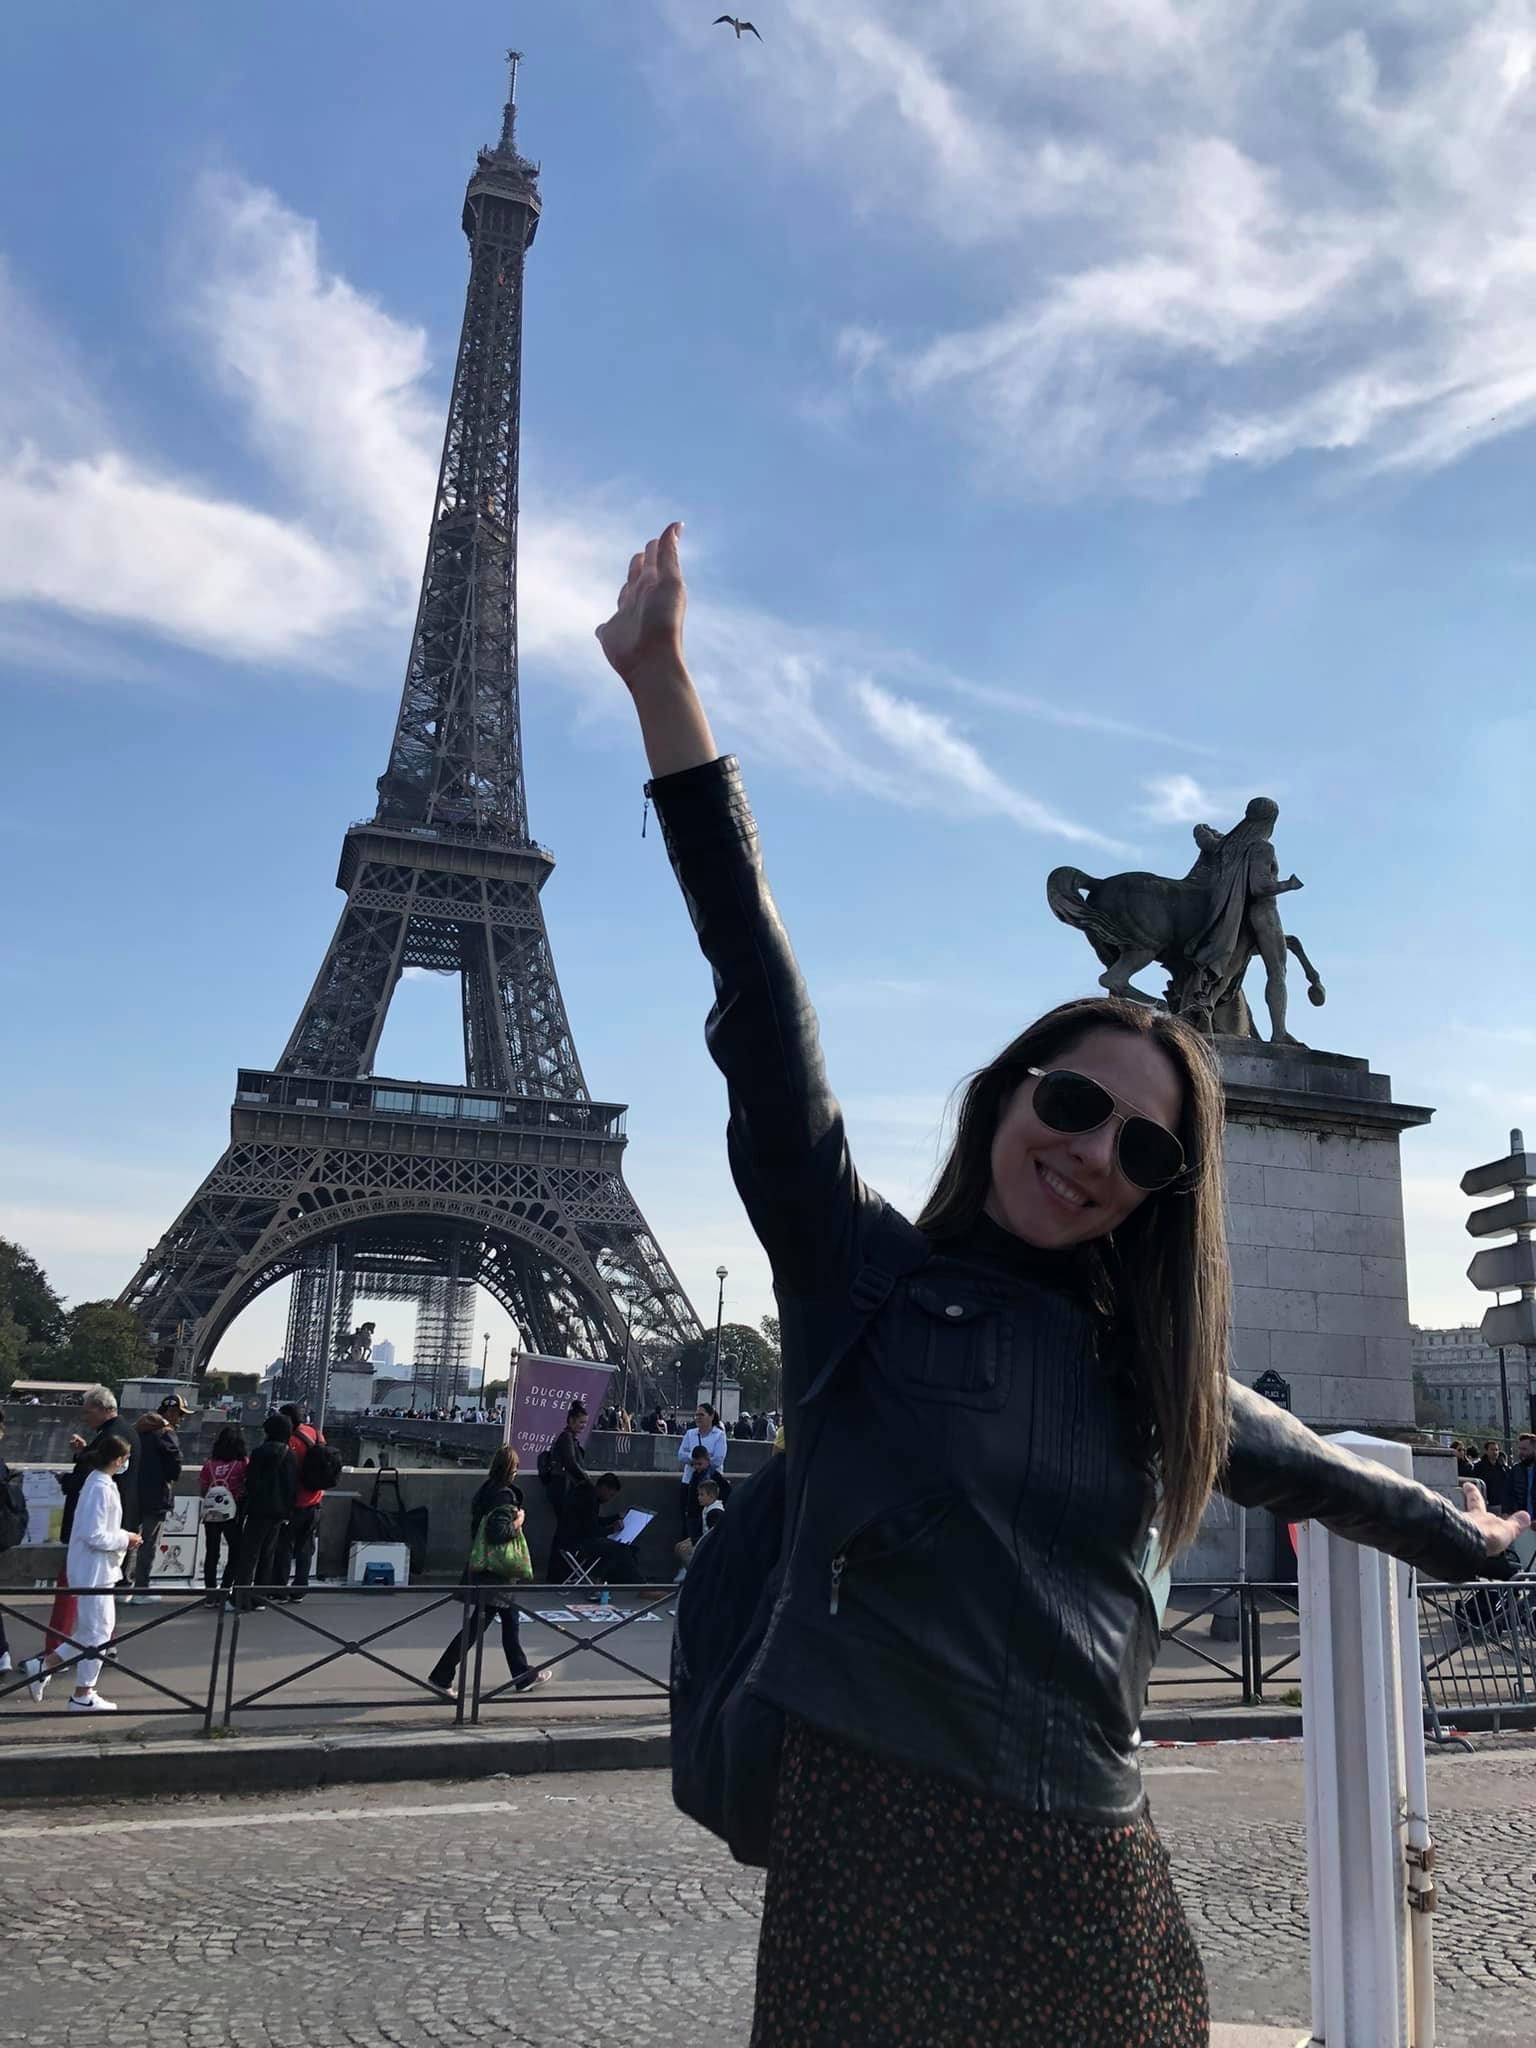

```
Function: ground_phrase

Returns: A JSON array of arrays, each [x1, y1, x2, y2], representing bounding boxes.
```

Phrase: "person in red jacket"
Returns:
[[274, 1402, 327, 1602]]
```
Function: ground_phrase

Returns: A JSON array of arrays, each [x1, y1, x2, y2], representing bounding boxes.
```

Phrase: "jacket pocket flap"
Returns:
[[909, 1282, 1000, 1326]]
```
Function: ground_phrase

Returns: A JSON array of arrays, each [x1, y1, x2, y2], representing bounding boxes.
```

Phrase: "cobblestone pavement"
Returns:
[[2, 1739, 1532, 2046]]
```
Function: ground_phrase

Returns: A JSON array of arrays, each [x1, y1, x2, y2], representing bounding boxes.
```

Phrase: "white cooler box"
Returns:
[[347, 1540, 411, 1588]]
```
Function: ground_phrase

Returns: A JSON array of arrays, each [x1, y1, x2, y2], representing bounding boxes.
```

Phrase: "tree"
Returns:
[[678, 1321, 782, 1414], [44, 1301, 158, 1401], [1413, 1372, 1452, 1433], [0, 1313, 26, 1395], [0, 1237, 65, 1349]]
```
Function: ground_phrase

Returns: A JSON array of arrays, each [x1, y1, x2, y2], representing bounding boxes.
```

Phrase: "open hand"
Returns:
[[596, 523, 687, 689], [1461, 1480, 1530, 1555]]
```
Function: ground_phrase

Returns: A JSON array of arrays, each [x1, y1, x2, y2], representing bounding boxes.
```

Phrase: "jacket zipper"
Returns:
[[828, 1494, 955, 1617]]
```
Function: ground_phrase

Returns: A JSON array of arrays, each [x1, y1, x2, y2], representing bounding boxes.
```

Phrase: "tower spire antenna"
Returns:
[[500, 47, 522, 153]]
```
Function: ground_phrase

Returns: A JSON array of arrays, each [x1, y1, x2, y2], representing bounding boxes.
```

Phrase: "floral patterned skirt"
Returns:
[[751, 1715, 1209, 2048]]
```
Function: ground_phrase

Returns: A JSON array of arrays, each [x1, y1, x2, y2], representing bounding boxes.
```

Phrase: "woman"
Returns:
[[596, 526, 1528, 2048], [428, 1446, 550, 1698], [198, 1423, 249, 1600], [24, 1432, 139, 1712], [123, 1411, 178, 1602], [675, 1403, 727, 1535]]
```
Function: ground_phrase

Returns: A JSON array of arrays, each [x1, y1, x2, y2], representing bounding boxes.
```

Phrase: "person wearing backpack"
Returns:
[[427, 1446, 548, 1697], [274, 1402, 338, 1602], [198, 1424, 249, 1601], [597, 526, 1530, 2048], [229, 1412, 297, 1612]]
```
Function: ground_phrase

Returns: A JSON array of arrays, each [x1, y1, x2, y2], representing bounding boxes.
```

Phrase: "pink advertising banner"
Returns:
[[504, 1352, 614, 1469]]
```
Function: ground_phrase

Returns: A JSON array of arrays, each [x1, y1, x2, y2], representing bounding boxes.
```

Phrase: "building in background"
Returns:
[[370, 1338, 397, 1372], [1411, 1325, 1532, 1435]]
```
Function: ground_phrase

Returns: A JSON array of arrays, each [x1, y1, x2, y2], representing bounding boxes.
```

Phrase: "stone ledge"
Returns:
[[0, 1715, 671, 1804]]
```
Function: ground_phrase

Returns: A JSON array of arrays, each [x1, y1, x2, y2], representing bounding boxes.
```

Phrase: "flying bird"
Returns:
[[715, 15, 763, 38]]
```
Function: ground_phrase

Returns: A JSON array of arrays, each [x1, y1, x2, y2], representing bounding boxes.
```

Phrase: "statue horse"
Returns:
[[1046, 864, 1325, 1037]]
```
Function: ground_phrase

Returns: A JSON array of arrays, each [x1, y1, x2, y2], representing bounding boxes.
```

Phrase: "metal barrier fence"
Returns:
[[4, 1574, 1532, 1735], [1419, 1579, 1536, 1721], [0, 1580, 673, 1735], [1149, 1581, 1302, 1704], [1156, 1577, 1536, 1725]]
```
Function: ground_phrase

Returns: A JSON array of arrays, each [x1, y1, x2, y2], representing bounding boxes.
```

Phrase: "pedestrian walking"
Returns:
[[229, 1413, 296, 1612], [597, 524, 1531, 2048], [273, 1402, 330, 1601], [24, 1432, 138, 1711], [40, 1386, 134, 1670], [1472, 1439, 1509, 1509], [198, 1424, 249, 1599], [123, 1410, 181, 1602], [1508, 1433, 1536, 1522], [427, 1447, 547, 1697]]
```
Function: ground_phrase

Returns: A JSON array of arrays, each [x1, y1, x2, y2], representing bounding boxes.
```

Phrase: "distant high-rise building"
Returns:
[[371, 1338, 397, 1371]]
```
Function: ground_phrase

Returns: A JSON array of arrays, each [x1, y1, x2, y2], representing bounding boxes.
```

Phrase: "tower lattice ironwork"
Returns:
[[122, 56, 702, 1393]]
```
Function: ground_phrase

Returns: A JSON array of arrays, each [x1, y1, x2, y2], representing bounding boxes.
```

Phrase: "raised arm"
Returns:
[[595, 525, 874, 1311], [1221, 1380, 1527, 1582]]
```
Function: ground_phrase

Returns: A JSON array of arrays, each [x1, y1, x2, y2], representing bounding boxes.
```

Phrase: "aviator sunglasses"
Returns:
[[1024, 1067, 1186, 1193]]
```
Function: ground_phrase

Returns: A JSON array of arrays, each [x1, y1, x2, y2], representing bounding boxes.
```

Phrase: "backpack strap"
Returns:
[[801, 1202, 931, 1409], [782, 1204, 932, 1560]]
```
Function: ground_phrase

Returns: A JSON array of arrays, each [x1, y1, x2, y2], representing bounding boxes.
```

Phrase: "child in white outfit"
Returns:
[[27, 1432, 138, 1712]]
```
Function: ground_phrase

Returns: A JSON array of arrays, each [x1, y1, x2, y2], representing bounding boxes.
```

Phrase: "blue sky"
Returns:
[[2, 2, 1533, 1378]]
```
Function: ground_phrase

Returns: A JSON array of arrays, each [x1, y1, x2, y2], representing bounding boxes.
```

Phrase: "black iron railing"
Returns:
[[4, 1575, 1532, 1736], [0, 1580, 673, 1735]]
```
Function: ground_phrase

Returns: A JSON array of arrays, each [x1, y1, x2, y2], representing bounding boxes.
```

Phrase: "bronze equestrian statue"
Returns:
[[1047, 798, 1326, 1044]]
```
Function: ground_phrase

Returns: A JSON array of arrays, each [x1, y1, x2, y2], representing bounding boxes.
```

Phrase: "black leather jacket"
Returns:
[[651, 755, 1511, 1820]]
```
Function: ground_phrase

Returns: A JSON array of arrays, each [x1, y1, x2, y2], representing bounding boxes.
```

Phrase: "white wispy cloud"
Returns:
[[1140, 772, 1223, 825], [854, 679, 1123, 846], [665, 1, 1536, 492], [0, 174, 1119, 841]]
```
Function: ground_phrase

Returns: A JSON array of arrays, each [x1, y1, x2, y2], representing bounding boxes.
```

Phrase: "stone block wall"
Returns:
[[1219, 1043, 1429, 1436]]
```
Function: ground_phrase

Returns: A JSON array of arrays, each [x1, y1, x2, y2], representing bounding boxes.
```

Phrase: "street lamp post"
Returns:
[[622, 1293, 636, 1420], [711, 1265, 728, 1413]]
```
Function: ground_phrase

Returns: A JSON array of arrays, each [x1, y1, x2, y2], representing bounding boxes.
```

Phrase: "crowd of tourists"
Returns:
[[0, 1385, 340, 1713], [1452, 1435, 1536, 1519]]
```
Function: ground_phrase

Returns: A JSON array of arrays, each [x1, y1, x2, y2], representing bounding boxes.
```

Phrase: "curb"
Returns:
[[1141, 1709, 1301, 1742], [0, 1716, 670, 1804]]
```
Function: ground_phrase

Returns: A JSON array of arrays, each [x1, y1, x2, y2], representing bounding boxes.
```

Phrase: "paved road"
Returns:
[[3, 1737, 1533, 2045]]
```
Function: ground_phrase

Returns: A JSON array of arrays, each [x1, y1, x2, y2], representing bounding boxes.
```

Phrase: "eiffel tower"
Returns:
[[121, 56, 702, 1405]]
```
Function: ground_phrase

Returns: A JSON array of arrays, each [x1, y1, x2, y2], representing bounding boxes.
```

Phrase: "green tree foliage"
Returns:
[[46, 1301, 158, 1400], [0, 1313, 27, 1395], [1412, 1372, 1452, 1432], [679, 1321, 782, 1414], [0, 1237, 65, 1348]]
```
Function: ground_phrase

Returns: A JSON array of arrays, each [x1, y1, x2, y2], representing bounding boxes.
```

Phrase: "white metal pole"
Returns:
[[1299, 1432, 1422, 2048]]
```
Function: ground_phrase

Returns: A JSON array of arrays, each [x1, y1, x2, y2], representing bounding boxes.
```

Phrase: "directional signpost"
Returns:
[[1461, 1130, 1536, 1435]]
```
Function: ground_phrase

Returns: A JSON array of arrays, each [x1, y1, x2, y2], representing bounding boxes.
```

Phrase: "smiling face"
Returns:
[[984, 1026, 1186, 1250]]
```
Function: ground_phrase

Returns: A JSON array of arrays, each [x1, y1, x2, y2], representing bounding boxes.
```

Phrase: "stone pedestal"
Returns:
[[1175, 1043, 1431, 1585], [1221, 1042, 1430, 1434]]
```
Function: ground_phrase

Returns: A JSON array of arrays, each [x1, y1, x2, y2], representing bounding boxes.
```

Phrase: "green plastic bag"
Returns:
[[470, 1518, 534, 1584]]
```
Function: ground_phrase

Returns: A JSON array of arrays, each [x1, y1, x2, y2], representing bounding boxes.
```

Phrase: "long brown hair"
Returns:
[[486, 1445, 521, 1489], [916, 997, 1230, 1558]]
